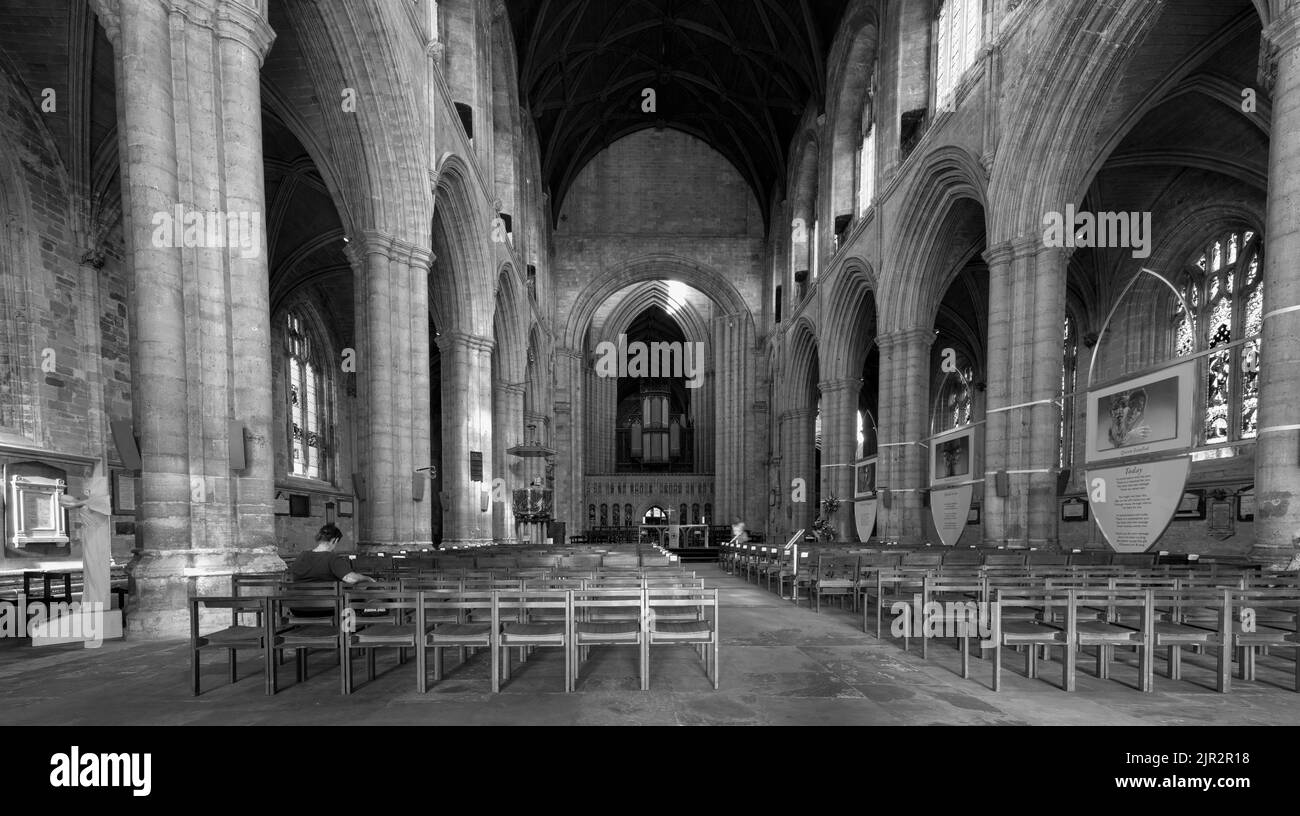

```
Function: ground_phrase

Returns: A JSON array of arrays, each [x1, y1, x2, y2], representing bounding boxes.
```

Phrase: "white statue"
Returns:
[[59, 459, 112, 609]]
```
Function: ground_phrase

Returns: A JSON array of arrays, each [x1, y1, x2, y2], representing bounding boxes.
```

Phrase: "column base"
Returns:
[[439, 538, 495, 549], [355, 541, 436, 553], [125, 547, 286, 638], [1248, 546, 1300, 572]]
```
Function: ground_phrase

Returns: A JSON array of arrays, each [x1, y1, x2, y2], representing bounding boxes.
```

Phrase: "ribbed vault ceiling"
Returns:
[[507, 0, 849, 225]]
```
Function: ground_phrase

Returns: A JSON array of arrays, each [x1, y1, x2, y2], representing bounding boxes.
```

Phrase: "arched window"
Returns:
[[857, 66, 877, 216], [1172, 229, 1263, 446], [611, 503, 620, 527], [703, 503, 712, 525], [624, 503, 633, 526], [678, 503, 687, 525], [600, 503, 608, 526], [936, 0, 982, 108], [588, 504, 596, 528], [691, 503, 700, 524], [286, 311, 330, 480], [1060, 313, 1079, 469], [932, 348, 975, 434], [643, 506, 667, 524]]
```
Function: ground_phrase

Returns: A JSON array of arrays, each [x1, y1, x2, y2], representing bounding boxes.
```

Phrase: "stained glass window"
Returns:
[[933, 347, 975, 434], [1171, 229, 1263, 445], [286, 311, 330, 479]]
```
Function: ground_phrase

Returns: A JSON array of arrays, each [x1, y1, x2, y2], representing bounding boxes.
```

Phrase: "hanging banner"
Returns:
[[1085, 362, 1195, 464], [854, 499, 877, 542], [1087, 457, 1191, 553], [854, 456, 877, 541], [930, 483, 973, 547]]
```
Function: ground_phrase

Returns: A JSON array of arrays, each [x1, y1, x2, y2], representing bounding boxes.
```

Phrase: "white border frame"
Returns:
[[931, 425, 978, 487], [1085, 361, 1195, 464]]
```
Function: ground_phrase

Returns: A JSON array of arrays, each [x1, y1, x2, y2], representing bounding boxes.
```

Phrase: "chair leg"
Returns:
[[993, 642, 1002, 692], [191, 651, 200, 696], [228, 648, 237, 684], [1064, 643, 1077, 692], [1169, 644, 1181, 680], [433, 645, 444, 681]]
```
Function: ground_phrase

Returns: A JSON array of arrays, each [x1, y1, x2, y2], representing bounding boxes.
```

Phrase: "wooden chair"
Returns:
[[1230, 587, 1300, 688], [644, 587, 719, 690], [265, 590, 344, 693], [189, 595, 270, 696], [342, 590, 421, 694], [919, 575, 988, 674], [497, 589, 573, 692], [1069, 588, 1155, 692], [417, 589, 499, 692], [813, 555, 859, 613], [987, 588, 1072, 691], [572, 587, 645, 689], [1149, 586, 1232, 691]]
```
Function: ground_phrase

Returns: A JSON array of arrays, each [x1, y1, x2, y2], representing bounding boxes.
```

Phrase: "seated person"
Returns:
[[730, 520, 750, 546], [288, 524, 373, 619], [291, 524, 374, 585]]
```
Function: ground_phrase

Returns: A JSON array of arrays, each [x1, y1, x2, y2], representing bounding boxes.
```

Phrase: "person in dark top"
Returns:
[[291, 524, 374, 585]]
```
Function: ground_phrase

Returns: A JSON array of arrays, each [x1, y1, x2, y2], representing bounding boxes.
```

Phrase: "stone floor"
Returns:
[[2, 572, 1299, 725]]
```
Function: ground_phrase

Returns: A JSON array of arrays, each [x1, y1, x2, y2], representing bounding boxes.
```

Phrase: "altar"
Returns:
[[638, 523, 709, 549]]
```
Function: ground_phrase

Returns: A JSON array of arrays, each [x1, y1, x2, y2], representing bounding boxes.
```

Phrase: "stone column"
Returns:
[[438, 331, 494, 546], [554, 347, 585, 533], [981, 237, 1066, 548], [346, 232, 433, 549], [876, 328, 932, 545], [492, 380, 525, 541], [819, 378, 861, 540], [712, 313, 752, 524], [95, 0, 283, 636], [1254, 4, 1300, 568], [779, 408, 816, 535]]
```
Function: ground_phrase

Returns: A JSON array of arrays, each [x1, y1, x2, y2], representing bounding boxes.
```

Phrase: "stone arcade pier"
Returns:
[[93, 0, 284, 636], [1255, 3, 1300, 568]]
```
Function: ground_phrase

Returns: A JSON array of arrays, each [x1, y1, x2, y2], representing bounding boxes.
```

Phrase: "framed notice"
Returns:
[[1236, 487, 1254, 522], [111, 471, 136, 515], [1061, 497, 1089, 522], [1085, 361, 1195, 463], [337, 499, 354, 518], [854, 457, 877, 498], [1174, 490, 1205, 520], [966, 505, 980, 525], [931, 426, 977, 487]]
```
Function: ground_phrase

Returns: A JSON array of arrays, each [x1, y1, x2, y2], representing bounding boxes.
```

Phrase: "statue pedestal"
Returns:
[[30, 606, 124, 648]]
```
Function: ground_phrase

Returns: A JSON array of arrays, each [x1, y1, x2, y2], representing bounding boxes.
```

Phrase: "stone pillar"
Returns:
[[95, 0, 283, 636], [712, 313, 752, 525], [819, 378, 861, 540], [981, 238, 1066, 548], [554, 347, 585, 533], [876, 329, 932, 545], [492, 380, 525, 541], [347, 233, 434, 549], [438, 331, 494, 546], [779, 409, 816, 535], [1254, 5, 1300, 568], [219, 0, 278, 557]]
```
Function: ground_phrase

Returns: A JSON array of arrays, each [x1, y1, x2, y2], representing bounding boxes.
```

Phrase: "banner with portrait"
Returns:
[[853, 457, 877, 542], [1085, 362, 1195, 464]]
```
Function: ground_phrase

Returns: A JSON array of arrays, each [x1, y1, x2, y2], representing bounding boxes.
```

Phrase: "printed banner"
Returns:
[[929, 483, 973, 547], [1085, 362, 1195, 464], [854, 498, 877, 542], [1087, 457, 1191, 553]]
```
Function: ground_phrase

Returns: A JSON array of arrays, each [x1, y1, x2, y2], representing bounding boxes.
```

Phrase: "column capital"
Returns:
[[877, 327, 935, 350], [556, 346, 584, 360], [818, 378, 862, 395], [216, 0, 276, 64], [344, 231, 434, 270], [493, 380, 527, 396], [780, 408, 812, 423], [88, 0, 122, 46], [1262, 3, 1300, 57], [437, 330, 494, 355]]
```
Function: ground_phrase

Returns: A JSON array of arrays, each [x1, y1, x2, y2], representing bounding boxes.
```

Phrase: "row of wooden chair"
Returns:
[[870, 572, 1300, 693], [190, 586, 719, 695]]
